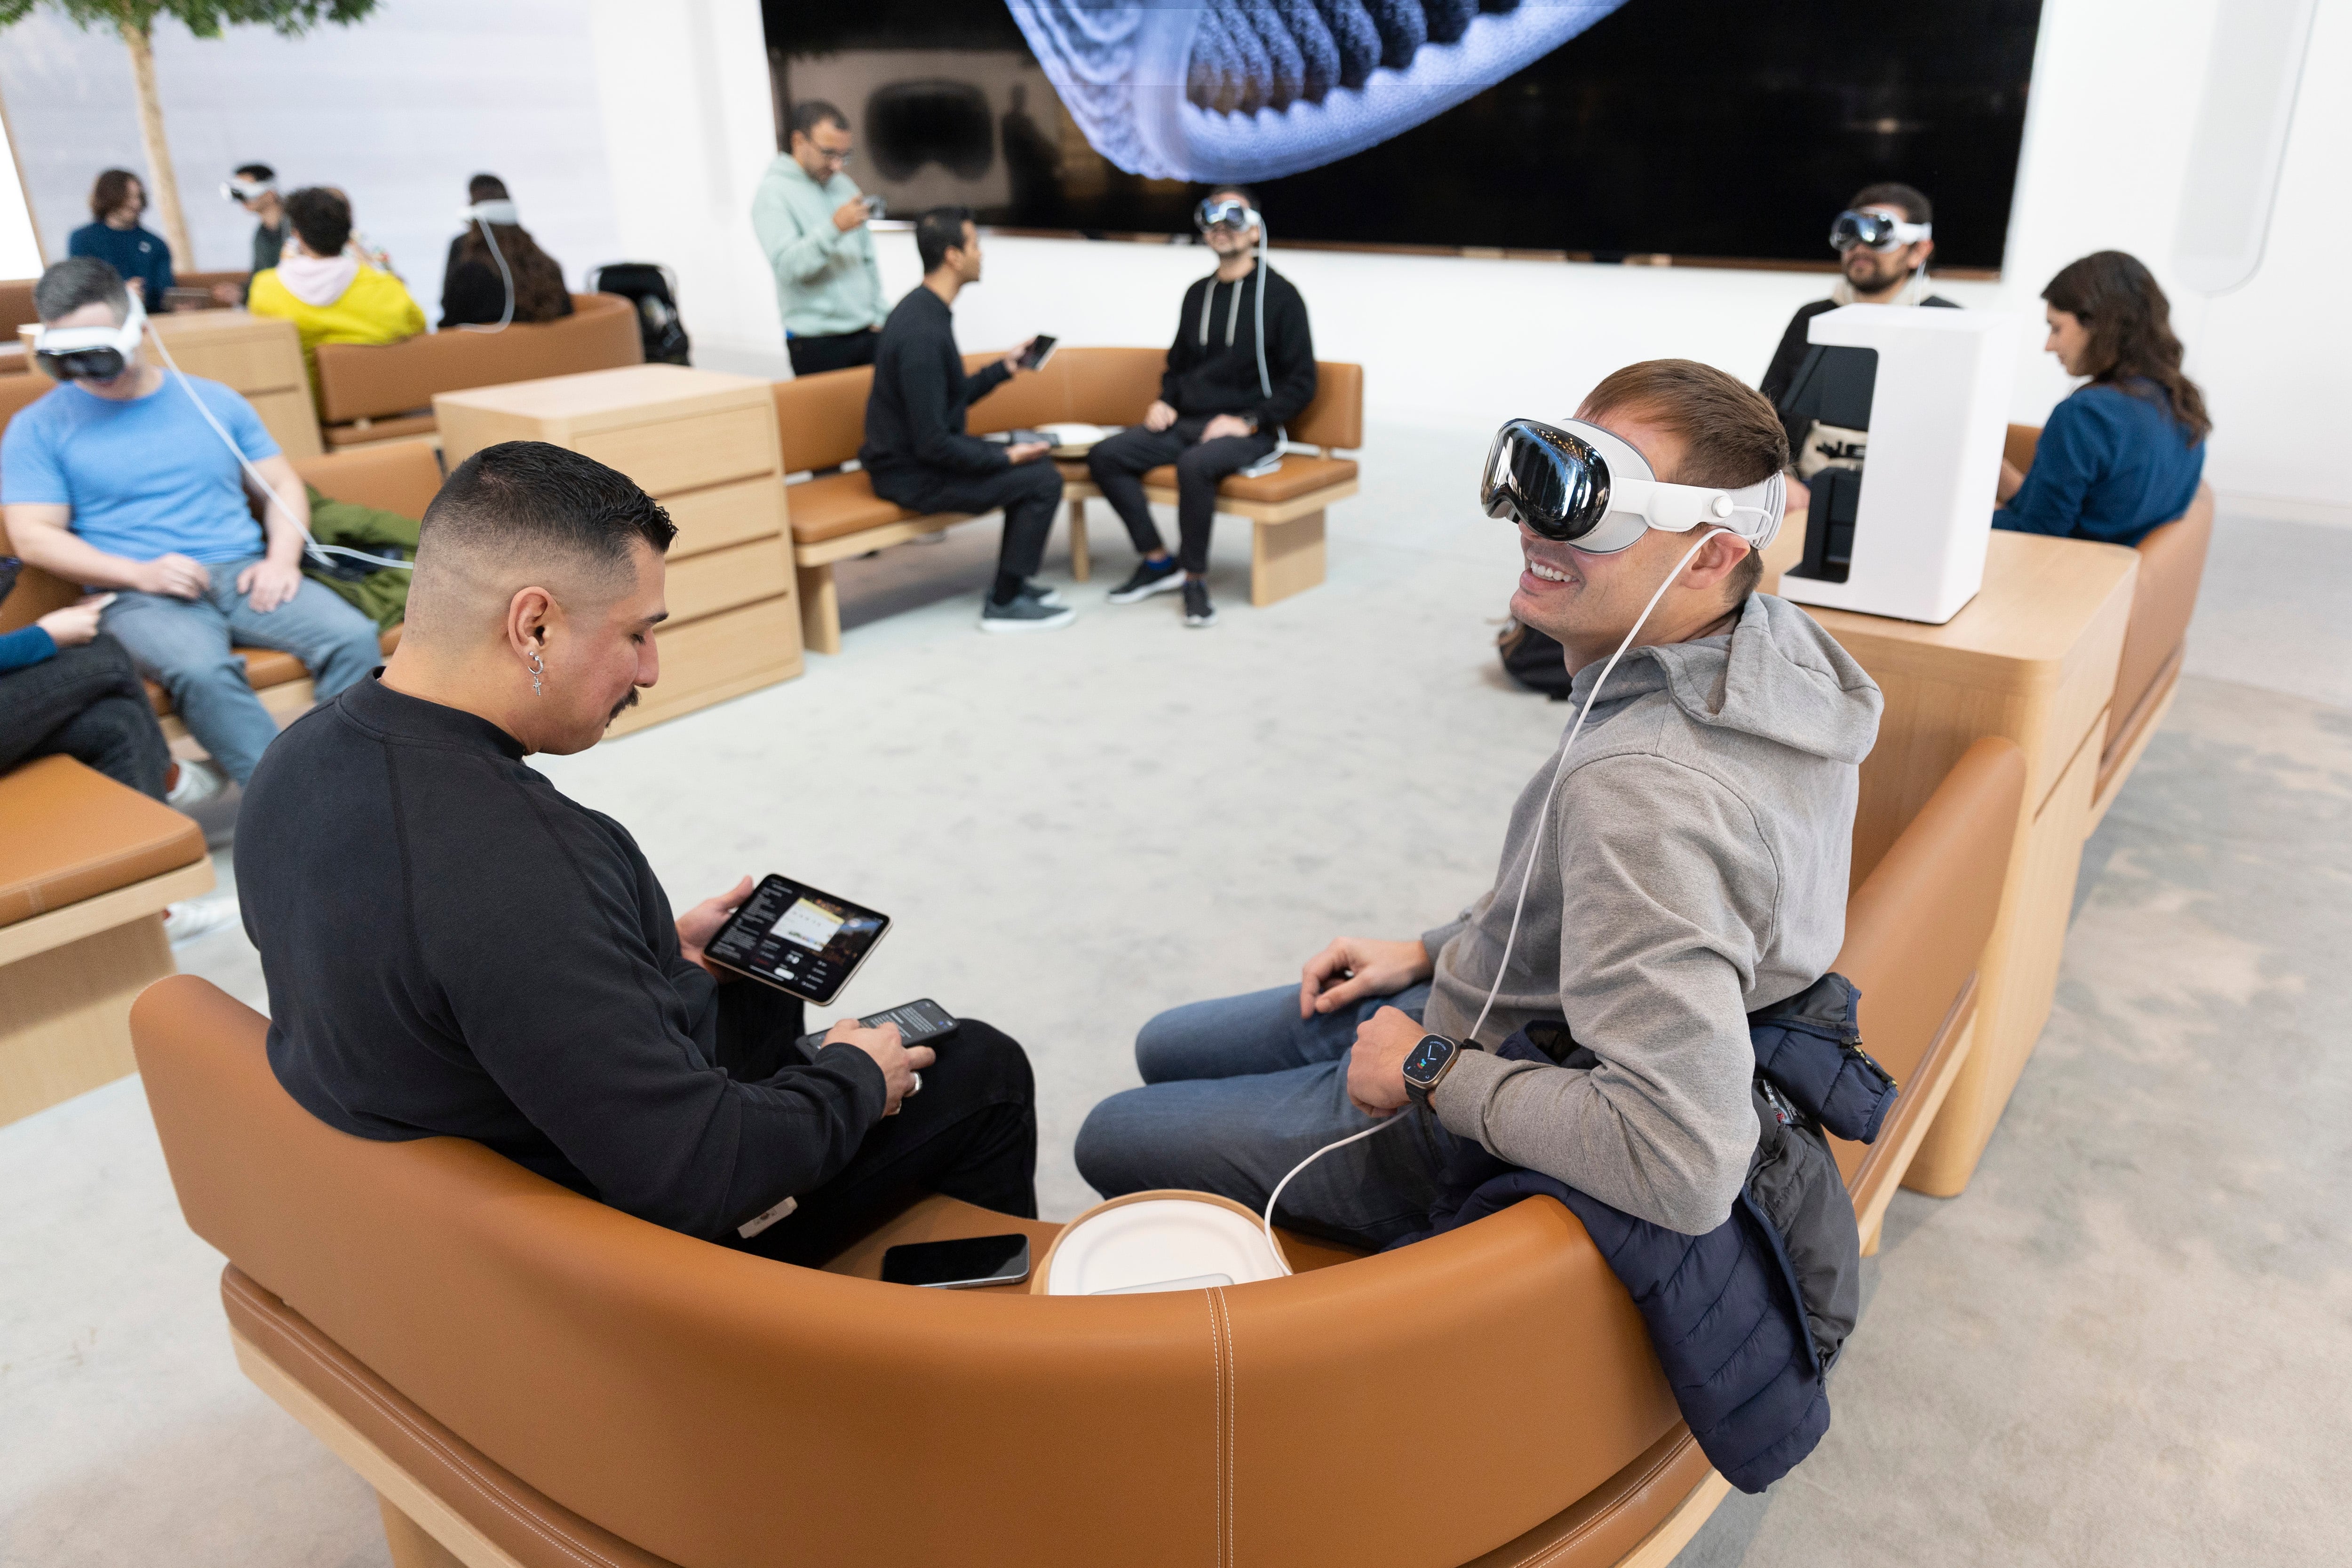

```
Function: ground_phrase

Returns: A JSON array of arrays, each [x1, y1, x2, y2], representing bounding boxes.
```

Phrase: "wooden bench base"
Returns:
[[0, 857, 215, 1128], [1064, 470, 1357, 608]]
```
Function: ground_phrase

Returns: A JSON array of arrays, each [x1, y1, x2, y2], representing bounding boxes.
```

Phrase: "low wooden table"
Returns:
[[20, 308, 323, 458], [436, 365, 803, 734], [1783, 530, 2137, 1196]]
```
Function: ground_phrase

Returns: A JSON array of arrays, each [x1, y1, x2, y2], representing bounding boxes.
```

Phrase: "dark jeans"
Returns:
[[1074, 982, 1452, 1252], [787, 328, 880, 377], [1087, 415, 1279, 575], [726, 984, 1040, 1268], [0, 635, 171, 799], [867, 459, 1065, 594]]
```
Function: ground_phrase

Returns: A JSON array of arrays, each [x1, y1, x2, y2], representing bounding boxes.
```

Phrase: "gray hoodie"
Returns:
[[1422, 594, 1882, 1234]]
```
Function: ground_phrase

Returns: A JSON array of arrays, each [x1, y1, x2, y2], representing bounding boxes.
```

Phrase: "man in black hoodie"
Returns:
[[1087, 187, 1315, 628]]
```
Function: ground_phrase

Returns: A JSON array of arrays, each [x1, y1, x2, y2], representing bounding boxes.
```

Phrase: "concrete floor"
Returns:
[[3, 432, 2348, 1566]]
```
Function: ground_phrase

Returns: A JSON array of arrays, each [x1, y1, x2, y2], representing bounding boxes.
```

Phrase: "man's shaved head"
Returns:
[[407, 441, 677, 645]]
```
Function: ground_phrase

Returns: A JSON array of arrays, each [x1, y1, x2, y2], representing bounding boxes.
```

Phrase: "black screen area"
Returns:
[[882, 1234, 1032, 1287], [705, 875, 889, 1005]]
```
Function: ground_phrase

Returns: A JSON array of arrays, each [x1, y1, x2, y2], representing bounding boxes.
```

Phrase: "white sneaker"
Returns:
[[165, 895, 240, 946], [166, 759, 226, 810]]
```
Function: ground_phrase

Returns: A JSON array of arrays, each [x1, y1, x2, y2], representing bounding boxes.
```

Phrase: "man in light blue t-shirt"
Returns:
[[2, 258, 382, 788]]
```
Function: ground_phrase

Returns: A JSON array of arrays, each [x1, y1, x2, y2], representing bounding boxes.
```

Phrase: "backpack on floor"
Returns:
[[589, 262, 691, 366], [1497, 618, 1574, 699]]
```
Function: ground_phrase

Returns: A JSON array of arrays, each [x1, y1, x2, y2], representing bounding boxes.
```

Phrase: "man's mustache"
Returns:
[[606, 688, 640, 725]]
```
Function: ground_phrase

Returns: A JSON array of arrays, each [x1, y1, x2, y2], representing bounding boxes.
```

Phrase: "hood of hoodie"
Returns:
[[1568, 593, 1881, 766], [272, 251, 359, 309]]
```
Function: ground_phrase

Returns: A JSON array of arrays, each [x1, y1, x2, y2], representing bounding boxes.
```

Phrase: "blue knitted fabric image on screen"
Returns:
[[1006, 0, 1631, 182]]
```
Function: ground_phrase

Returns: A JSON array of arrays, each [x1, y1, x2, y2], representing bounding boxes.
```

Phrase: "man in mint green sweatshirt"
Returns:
[[752, 101, 888, 377]]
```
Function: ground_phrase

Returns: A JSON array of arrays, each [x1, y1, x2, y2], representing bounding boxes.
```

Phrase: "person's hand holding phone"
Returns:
[[824, 1018, 935, 1116], [1004, 441, 1052, 464], [1001, 337, 1037, 375], [1300, 935, 1435, 1019], [832, 197, 872, 233]]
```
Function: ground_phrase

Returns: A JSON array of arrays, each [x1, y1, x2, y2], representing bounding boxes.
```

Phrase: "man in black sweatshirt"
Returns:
[[1087, 187, 1316, 628], [860, 206, 1070, 633], [237, 440, 1037, 1266]]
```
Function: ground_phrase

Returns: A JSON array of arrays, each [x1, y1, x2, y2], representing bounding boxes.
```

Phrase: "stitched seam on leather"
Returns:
[[230, 1282, 622, 1568], [1216, 1287, 1236, 1568], [1506, 1435, 1696, 1568], [1206, 1289, 1226, 1568]]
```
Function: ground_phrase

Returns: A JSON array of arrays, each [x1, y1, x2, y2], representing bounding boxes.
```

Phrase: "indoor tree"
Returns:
[[0, 1, 378, 271]]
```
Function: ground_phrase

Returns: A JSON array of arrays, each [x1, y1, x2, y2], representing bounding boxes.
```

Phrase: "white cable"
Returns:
[[457, 214, 516, 334], [1255, 525, 1735, 1274], [142, 320, 414, 573]]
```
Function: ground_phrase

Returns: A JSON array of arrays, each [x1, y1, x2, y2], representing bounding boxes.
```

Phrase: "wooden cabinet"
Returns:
[[434, 365, 802, 734], [1792, 531, 2138, 1197], [19, 308, 322, 458]]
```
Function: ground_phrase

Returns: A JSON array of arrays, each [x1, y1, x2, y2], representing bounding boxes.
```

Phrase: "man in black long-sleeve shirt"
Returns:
[[860, 206, 1070, 633], [1088, 187, 1316, 628], [238, 440, 1036, 1266]]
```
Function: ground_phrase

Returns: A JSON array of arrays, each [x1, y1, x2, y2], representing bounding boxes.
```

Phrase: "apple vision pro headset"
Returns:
[[32, 298, 413, 576]]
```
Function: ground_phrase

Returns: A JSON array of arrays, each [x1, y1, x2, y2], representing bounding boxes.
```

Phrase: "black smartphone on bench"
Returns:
[[795, 998, 959, 1058], [701, 873, 890, 1006], [882, 1233, 1032, 1289]]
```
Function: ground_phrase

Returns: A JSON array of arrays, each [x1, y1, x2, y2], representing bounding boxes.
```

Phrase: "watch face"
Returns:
[[1402, 1034, 1456, 1087]]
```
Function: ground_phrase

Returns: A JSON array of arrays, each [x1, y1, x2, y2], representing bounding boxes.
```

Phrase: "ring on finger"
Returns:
[[906, 1071, 923, 1098]]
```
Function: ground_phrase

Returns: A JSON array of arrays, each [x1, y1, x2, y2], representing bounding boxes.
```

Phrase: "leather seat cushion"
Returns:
[[786, 471, 921, 544], [322, 411, 437, 446], [144, 631, 404, 717], [1140, 454, 1359, 505], [0, 754, 207, 927]]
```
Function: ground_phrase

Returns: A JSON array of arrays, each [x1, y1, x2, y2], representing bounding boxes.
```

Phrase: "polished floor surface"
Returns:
[[4, 430, 2347, 1566]]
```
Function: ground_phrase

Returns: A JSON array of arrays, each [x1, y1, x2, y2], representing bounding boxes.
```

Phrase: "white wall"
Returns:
[[0, 0, 624, 305], [4, 0, 2342, 515]]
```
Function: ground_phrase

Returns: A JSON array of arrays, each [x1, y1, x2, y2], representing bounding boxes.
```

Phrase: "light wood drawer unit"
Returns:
[[435, 365, 802, 728], [1800, 530, 2137, 1199]]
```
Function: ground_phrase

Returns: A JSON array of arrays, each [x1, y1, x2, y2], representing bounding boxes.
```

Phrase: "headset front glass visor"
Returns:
[[1829, 209, 1930, 252], [1195, 197, 1257, 232]]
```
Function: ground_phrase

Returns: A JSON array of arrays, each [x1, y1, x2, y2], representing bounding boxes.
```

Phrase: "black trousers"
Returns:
[[787, 329, 880, 377], [1087, 415, 1279, 575], [0, 635, 171, 799], [706, 979, 1035, 1268], [867, 459, 1065, 592]]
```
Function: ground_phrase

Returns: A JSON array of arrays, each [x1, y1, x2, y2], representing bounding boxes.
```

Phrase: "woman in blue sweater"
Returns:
[[1995, 251, 2209, 546], [66, 169, 175, 309]]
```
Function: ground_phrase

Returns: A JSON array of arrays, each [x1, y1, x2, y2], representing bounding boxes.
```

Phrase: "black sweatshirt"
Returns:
[[236, 676, 888, 1241], [1160, 260, 1316, 430], [858, 284, 1012, 477]]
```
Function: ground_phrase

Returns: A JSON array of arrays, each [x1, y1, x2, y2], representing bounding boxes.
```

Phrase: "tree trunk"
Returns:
[[118, 17, 193, 278]]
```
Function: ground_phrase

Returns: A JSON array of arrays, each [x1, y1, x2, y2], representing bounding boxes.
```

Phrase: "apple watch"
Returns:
[[1401, 1032, 1464, 1110]]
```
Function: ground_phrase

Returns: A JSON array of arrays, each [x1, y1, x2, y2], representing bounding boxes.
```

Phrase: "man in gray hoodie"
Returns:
[[1075, 360, 1882, 1243]]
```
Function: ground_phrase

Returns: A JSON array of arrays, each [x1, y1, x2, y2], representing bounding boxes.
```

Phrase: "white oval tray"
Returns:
[[1034, 1190, 1287, 1296]]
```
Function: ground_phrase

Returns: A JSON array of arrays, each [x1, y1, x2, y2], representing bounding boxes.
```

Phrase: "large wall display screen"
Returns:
[[766, 1, 2044, 270]]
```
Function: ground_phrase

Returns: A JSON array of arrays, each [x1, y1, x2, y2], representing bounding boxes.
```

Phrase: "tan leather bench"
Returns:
[[312, 293, 643, 450], [2003, 424, 2213, 831], [130, 733, 2019, 1568], [772, 346, 1365, 655], [965, 347, 1364, 606], [1, 756, 212, 1128]]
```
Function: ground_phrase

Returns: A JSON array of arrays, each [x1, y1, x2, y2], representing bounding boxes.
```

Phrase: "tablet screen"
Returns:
[[704, 874, 890, 1005]]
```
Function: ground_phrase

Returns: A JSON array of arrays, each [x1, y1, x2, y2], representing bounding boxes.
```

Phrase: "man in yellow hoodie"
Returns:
[[247, 186, 424, 388]]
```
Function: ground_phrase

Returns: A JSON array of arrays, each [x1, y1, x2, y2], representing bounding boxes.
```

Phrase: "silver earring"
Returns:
[[526, 650, 545, 697]]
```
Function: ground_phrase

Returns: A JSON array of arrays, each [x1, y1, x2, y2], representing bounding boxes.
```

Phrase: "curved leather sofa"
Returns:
[[132, 738, 2024, 1568]]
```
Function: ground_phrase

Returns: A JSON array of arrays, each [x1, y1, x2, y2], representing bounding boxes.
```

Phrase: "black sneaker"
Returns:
[[1182, 578, 1218, 628], [1014, 578, 1068, 609], [1106, 556, 1184, 603], [980, 593, 1078, 633]]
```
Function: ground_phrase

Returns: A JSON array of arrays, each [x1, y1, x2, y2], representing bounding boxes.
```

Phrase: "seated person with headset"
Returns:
[[3, 257, 384, 796], [1088, 186, 1316, 630], [440, 174, 575, 330], [1994, 251, 2208, 547], [1758, 182, 1957, 487], [247, 186, 426, 380], [236, 440, 1038, 1266], [1077, 361, 1881, 1245]]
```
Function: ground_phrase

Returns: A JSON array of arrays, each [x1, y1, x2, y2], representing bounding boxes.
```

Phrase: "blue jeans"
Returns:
[[100, 559, 383, 785], [1073, 982, 1455, 1251]]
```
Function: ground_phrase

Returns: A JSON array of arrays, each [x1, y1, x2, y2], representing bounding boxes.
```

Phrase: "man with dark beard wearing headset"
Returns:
[[1087, 186, 1316, 628], [1077, 362, 1881, 1248]]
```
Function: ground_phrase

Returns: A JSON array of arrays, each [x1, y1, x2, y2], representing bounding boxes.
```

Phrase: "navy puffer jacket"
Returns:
[[1396, 973, 1893, 1493]]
